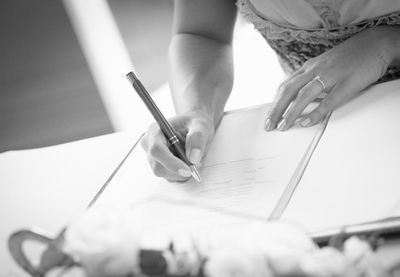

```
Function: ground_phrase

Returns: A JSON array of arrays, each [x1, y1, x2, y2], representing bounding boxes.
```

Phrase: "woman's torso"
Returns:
[[248, 0, 400, 29], [237, 0, 400, 81]]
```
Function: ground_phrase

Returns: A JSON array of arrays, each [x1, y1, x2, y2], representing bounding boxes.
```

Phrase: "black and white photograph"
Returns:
[[1, 0, 400, 276]]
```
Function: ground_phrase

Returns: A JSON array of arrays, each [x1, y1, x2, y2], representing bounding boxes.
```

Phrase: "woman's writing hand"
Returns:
[[141, 110, 215, 181], [265, 26, 399, 131]]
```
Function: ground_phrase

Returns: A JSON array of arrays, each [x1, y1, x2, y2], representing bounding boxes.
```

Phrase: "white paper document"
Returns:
[[98, 105, 322, 231], [154, 106, 323, 215]]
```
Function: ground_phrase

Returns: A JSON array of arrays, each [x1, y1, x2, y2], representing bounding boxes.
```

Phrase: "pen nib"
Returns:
[[190, 165, 201, 183]]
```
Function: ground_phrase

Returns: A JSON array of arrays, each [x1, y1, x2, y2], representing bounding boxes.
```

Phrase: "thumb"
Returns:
[[185, 119, 213, 165]]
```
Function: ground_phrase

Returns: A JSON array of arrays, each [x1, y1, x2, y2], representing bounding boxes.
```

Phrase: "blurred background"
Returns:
[[0, 0, 173, 152], [0, 0, 282, 153]]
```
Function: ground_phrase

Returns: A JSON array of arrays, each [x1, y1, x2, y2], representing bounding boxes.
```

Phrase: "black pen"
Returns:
[[126, 71, 201, 182]]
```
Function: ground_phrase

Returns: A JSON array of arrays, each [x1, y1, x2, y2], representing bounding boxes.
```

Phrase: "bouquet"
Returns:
[[62, 206, 397, 277]]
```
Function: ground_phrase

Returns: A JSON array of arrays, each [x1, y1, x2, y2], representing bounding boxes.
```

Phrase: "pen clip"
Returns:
[[167, 135, 188, 160]]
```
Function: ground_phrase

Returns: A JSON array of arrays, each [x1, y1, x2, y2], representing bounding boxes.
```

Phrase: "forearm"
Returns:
[[168, 33, 234, 125]]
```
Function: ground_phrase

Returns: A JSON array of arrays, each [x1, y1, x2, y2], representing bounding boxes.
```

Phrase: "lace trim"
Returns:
[[237, 0, 400, 46], [304, 0, 342, 28]]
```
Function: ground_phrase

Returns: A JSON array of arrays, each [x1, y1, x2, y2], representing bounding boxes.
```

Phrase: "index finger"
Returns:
[[265, 73, 311, 131], [143, 124, 192, 178]]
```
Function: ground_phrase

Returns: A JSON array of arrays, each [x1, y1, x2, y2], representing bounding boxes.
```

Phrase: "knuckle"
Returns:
[[294, 92, 312, 108], [190, 125, 206, 139], [148, 143, 163, 157], [194, 115, 213, 132], [148, 122, 160, 133], [146, 124, 163, 143], [271, 97, 289, 113], [186, 133, 207, 150], [276, 81, 298, 102], [266, 109, 276, 120], [150, 161, 165, 177], [267, 106, 281, 120], [199, 119, 213, 134], [303, 57, 317, 68], [277, 82, 290, 96], [276, 82, 294, 100], [140, 134, 148, 150], [297, 87, 308, 98], [319, 98, 335, 113], [192, 129, 208, 142], [188, 121, 213, 142]]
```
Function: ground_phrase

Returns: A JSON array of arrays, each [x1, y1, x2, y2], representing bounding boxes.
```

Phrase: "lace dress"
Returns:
[[237, 0, 400, 82]]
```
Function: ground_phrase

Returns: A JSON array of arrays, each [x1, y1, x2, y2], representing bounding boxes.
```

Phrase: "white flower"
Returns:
[[202, 221, 316, 277], [267, 252, 304, 276], [343, 237, 389, 277], [64, 207, 138, 277], [63, 207, 389, 277], [343, 236, 373, 261], [300, 247, 358, 277], [204, 248, 273, 277]]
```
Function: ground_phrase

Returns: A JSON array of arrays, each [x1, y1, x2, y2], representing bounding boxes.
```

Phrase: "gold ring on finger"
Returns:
[[312, 75, 326, 92]]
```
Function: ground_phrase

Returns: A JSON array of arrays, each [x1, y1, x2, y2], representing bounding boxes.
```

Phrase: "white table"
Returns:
[[2, 131, 400, 275], [3, 79, 400, 275], [0, 132, 140, 275]]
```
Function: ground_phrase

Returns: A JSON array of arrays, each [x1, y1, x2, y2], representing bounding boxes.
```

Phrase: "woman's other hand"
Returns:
[[141, 110, 215, 182], [265, 26, 400, 131]]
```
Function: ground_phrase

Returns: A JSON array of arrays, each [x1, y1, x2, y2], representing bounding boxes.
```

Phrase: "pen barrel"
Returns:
[[126, 71, 191, 165], [168, 138, 191, 165], [126, 72, 175, 139]]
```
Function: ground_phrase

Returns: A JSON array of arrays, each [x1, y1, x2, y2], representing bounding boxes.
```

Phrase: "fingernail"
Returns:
[[178, 168, 192, 178], [277, 119, 286, 131], [301, 117, 311, 127], [189, 148, 202, 164], [264, 118, 271, 131]]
